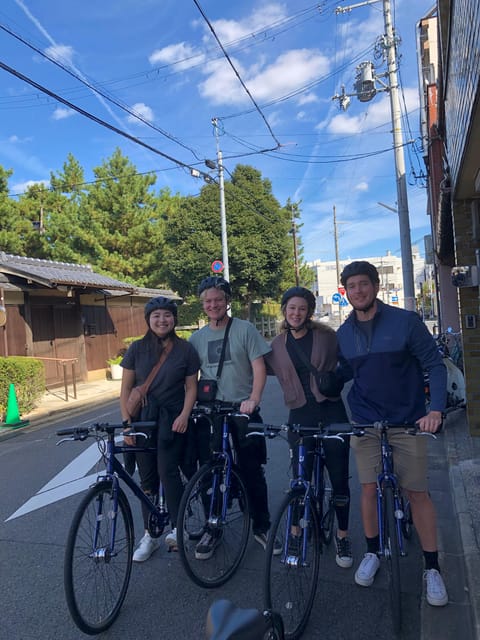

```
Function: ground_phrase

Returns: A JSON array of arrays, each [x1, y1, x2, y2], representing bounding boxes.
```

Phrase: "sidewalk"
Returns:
[[0, 377, 122, 438], [1, 379, 479, 638]]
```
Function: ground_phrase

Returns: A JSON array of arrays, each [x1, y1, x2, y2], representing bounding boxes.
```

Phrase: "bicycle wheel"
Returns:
[[64, 481, 134, 635], [383, 485, 402, 634], [177, 460, 250, 588], [319, 467, 334, 545], [264, 489, 320, 640], [400, 496, 413, 540]]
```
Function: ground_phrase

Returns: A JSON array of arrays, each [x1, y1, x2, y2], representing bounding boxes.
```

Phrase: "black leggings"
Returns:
[[135, 430, 186, 529]]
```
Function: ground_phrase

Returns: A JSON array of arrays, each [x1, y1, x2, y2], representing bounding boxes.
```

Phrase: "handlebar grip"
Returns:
[[56, 427, 88, 437]]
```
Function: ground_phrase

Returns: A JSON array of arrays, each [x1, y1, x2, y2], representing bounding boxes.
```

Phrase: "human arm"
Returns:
[[240, 356, 266, 414], [120, 368, 137, 444], [172, 373, 198, 433]]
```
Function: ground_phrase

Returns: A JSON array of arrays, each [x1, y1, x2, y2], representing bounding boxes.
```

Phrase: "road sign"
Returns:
[[332, 292, 342, 303], [339, 296, 349, 307], [338, 286, 346, 295], [211, 260, 224, 273]]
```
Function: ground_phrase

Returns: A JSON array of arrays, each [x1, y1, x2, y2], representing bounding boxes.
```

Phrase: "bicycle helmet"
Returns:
[[144, 296, 178, 322], [281, 286, 316, 315], [197, 276, 232, 299], [340, 261, 380, 287]]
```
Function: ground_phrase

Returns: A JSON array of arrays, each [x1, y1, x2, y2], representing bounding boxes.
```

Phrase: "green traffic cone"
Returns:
[[2, 383, 29, 429]]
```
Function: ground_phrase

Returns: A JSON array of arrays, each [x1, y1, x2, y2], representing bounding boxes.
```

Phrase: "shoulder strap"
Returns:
[[286, 330, 317, 374], [216, 317, 233, 379], [141, 340, 173, 393]]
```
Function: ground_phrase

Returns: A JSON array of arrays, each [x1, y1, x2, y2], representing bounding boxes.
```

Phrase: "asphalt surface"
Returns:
[[1, 376, 479, 639]]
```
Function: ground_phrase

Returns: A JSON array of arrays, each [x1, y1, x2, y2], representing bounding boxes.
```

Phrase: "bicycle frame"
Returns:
[[376, 428, 407, 558], [206, 414, 235, 527]]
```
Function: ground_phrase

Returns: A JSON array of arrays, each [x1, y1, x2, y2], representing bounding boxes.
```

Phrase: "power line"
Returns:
[[192, 0, 281, 149], [0, 59, 213, 182]]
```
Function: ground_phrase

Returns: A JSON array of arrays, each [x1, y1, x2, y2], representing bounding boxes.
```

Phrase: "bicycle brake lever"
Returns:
[[56, 436, 75, 446]]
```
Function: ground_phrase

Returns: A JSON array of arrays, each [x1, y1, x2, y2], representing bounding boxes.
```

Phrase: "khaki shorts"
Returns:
[[351, 430, 428, 491]]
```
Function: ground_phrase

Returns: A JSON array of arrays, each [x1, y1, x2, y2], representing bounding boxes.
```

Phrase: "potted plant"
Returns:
[[106, 355, 123, 380]]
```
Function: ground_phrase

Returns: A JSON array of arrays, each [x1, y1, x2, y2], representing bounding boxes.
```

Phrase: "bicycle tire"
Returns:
[[383, 485, 402, 634], [64, 481, 134, 635], [401, 496, 413, 540], [177, 460, 250, 588], [264, 488, 320, 640], [319, 467, 334, 545]]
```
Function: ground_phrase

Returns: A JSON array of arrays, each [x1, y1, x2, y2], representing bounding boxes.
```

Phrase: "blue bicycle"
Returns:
[[57, 421, 170, 635]]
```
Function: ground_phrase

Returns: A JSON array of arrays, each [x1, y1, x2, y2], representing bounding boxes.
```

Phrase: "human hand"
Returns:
[[172, 414, 188, 433], [239, 399, 257, 415], [416, 410, 443, 433]]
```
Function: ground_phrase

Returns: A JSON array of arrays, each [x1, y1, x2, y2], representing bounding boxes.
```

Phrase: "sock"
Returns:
[[423, 550, 440, 571], [366, 535, 380, 554]]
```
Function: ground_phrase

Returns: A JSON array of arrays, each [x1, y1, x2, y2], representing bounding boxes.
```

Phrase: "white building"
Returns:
[[307, 248, 426, 320]]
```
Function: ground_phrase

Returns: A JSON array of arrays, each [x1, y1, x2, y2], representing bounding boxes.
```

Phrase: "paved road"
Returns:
[[0, 378, 474, 639]]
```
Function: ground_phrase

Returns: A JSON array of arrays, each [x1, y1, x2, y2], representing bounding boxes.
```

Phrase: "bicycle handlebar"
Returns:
[[56, 421, 157, 440]]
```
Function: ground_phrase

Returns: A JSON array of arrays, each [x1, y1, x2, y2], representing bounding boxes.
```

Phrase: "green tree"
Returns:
[[0, 166, 30, 255], [162, 164, 292, 311]]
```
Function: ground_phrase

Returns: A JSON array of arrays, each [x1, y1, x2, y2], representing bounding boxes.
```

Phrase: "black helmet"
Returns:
[[144, 296, 178, 321], [340, 261, 380, 287], [198, 276, 232, 299], [281, 287, 316, 314]]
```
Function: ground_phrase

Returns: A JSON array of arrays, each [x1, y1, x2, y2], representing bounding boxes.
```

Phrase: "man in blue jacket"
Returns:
[[337, 261, 448, 607]]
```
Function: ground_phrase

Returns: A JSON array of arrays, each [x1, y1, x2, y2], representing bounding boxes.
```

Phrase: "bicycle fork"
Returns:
[[377, 478, 408, 558]]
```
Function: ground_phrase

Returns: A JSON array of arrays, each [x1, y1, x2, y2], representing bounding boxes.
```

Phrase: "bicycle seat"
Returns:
[[206, 599, 267, 640]]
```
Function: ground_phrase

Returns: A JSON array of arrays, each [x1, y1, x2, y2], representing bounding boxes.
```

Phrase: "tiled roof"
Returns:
[[0, 252, 135, 292]]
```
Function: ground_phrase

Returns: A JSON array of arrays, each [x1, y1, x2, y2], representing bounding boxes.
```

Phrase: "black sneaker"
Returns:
[[335, 535, 353, 568], [195, 530, 222, 560], [254, 532, 283, 556]]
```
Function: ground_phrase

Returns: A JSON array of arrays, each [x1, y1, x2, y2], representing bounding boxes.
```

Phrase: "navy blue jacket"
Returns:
[[337, 300, 446, 423]]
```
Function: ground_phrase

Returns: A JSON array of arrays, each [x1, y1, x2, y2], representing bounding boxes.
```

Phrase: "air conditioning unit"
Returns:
[[451, 265, 479, 288]]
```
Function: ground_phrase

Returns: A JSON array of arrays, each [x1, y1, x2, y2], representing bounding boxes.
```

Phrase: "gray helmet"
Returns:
[[198, 276, 231, 299], [144, 296, 178, 323], [281, 287, 316, 315], [340, 261, 380, 287]]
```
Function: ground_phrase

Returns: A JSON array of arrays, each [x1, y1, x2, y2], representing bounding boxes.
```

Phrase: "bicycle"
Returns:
[[56, 421, 170, 635], [345, 421, 436, 635], [177, 402, 252, 588], [206, 599, 285, 640], [246, 421, 353, 640]]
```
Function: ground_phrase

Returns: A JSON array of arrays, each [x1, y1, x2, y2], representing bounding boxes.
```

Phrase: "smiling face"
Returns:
[[345, 275, 379, 316], [201, 288, 228, 324], [284, 296, 310, 330], [148, 309, 175, 338]]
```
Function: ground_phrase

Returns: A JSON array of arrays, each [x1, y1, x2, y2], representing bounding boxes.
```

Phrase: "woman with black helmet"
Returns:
[[120, 296, 200, 561], [265, 286, 353, 569]]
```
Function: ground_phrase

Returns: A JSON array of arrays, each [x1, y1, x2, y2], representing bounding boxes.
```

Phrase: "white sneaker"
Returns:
[[165, 528, 177, 550], [354, 552, 380, 587], [424, 569, 448, 606], [133, 532, 160, 562]]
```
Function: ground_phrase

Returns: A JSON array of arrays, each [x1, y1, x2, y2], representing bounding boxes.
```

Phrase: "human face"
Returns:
[[284, 296, 310, 330], [201, 289, 228, 323], [345, 275, 379, 314], [148, 309, 175, 337]]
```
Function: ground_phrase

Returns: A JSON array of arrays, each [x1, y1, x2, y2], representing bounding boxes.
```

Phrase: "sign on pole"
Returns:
[[211, 260, 224, 273]]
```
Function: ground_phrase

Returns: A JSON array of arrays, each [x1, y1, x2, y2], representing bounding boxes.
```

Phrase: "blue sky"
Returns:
[[0, 0, 435, 263]]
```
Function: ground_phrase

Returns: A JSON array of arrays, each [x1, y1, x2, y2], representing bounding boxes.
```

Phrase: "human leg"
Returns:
[[157, 432, 187, 528], [133, 440, 161, 561]]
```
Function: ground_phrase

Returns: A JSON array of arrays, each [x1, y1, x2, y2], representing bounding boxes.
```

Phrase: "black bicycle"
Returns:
[[247, 421, 353, 640], [56, 421, 170, 635], [177, 402, 251, 588]]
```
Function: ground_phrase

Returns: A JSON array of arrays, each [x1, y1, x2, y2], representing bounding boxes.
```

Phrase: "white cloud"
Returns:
[[52, 106, 75, 121], [355, 181, 369, 191], [209, 3, 288, 43], [44, 44, 75, 66], [11, 179, 49, 193], [149, 42, 205, 71], [127, 103, 155, 124], [199, 49, 329, 106]]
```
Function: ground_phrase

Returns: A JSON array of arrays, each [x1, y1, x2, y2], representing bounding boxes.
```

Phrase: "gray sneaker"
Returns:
[[195, 530, 221, 560], [335, 535, 353, 568]]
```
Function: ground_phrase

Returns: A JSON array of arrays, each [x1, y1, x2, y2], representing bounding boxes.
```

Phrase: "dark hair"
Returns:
[[281, 286, 316, 315], [198, 276, 232, 299], [144, 296, 178, 321], [340, 261, 380, 287]]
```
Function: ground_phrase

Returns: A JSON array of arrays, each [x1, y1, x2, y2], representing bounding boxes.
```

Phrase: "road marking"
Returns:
[[5, 437, 122, 522]]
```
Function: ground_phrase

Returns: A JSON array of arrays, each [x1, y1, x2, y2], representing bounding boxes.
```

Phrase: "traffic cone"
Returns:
[[1, 383, 29, 429]]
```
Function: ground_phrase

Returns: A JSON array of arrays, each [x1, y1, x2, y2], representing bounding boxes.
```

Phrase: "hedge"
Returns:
[[0, 357, 45, 421]]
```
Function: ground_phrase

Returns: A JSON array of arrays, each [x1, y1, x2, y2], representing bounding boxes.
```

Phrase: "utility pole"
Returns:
[[291, 205, 300, 286], [211, 118, 230, 283], [334, 0, 416, 310], [333, 205, 343, 323]]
